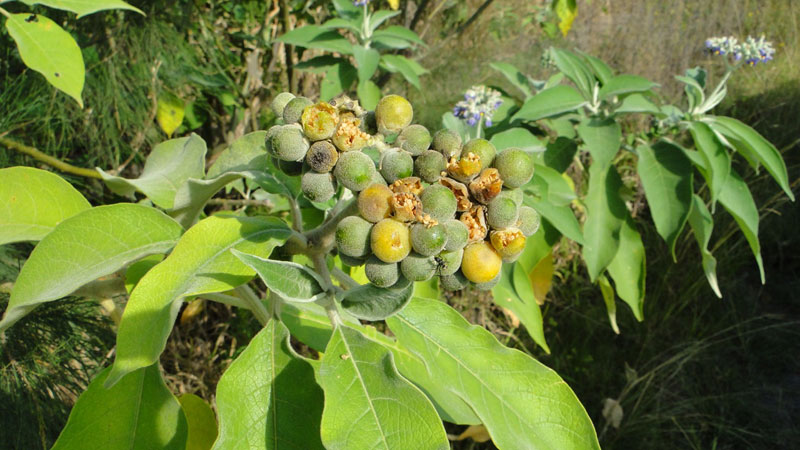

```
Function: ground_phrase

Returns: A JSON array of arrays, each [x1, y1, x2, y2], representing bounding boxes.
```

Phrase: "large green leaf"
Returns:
[[20, 0, 144, 18], [582, 164, 626, 280], [578, 51, 613, 85], [490, 62, 533, 99], [320, 62, 358, 101], [352, 45, 381, 83], [526, 197, 583, 244], [318, 325, 449, 450], [718, 169, 764, 283], [0, 204, 182, 332], [549, 47, 595, 98], [178, 394, 217, 450], [340, 277, 414, 321], [607, 216, 645, 320], [276, 26, 354, 54], [688, 121, 731, 206], [705, 116, 794, 201], [0, 166, 90, 245], [232, 250, 324, 303], [5, 13, 84, 106], [107, 216, 291, 386], [52, 364, 187, 450], [170, 170, 263, 229], [214, 320, 324, 450], [369, 10, 401, 32], [206, 131, 268, 178], [577, 117, 621, 168], [381, 54, 421, 89], [543, 136, 578, 172], [615, 93, 661, 115], [98, 134, 207, 209], [598, 74, 659, 101], [387, 298, 600, 449], [511, 85, 586, 123], [531, 163, 576, 206], [636, 142, 693, 260], [489, 128, 546, 153], [371, 26, 425, 46], [357, 80, 381, 110], [687, 195, 722, 298]]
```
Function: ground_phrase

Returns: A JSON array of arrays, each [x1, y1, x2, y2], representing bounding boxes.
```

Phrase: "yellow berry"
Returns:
[[461, 241, 502, 283], [371, 219, 411, 263]]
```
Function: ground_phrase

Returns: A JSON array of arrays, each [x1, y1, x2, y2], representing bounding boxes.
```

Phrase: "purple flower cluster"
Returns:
[[705, 35, 775, 66], [353, 0, 370, 6], [453, 85, 503, 127]]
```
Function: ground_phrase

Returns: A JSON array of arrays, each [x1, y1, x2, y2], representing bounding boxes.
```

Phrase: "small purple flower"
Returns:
[[353, 0, 369, 6], [705, 35, 775, 66], [452, 85, 503, 128]]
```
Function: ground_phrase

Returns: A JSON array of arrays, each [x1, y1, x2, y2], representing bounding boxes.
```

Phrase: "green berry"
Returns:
[[443, 219, 469, 251], [517, 206, 541, 237], [410, 223, 448, 256], [432, 129, 462, 159], [462, 138, 496, 170], [271, 92, 295, 117], [339, 253, 365, 267], [375, 95, 413, 135], [435, 249, 462, 276], [270, 125, 309, 162], [440, 271, 468, 291], [301, 102, 339, 141], [301, 171, 336, 203], [306, 140, 339, 173], [400, 253, 436, 282], [474, 271, 501, 291], [397, 124, 432, 156], [414, 150, 446, 183], [380, 149, 414, 183], [420, 184, 457, 222], [358, 183, 394, 223], [487, 192, 520, 229], [494, 147, 534, 188], [283, 96, 313, 124], [365, 255, 400, 287], [334, 151, 377, 192], [336, 216, 373, 258]]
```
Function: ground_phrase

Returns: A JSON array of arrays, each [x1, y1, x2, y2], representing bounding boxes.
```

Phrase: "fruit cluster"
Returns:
[[266, 92, 540, 291]]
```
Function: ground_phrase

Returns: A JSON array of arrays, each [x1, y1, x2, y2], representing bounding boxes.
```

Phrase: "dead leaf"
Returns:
[[457, 424, 491, 443], [602, 398, 623, 429]]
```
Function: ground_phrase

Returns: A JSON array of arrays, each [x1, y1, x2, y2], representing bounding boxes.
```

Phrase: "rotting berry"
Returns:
[[439, 177, 472, 212], [306, 140, 339, 173], [389, 176, 424, 196], [333, 113, 371, 152], [460, 204, 488, 243], [469, 168, 503, 204], [390, 192, 423, 223]]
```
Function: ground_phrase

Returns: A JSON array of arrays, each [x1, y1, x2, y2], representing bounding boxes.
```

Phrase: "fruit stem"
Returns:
[[311, 253, 342, 326], [303, 197, 358, 254], [0, 136, 102, 179]]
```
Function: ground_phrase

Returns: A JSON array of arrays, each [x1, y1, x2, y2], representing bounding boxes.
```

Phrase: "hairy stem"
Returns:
[[0, 136, 102, 179], [311, 253, 342, 326], [289, 195, 304, 232], [303, 197, 358, 254], [332, 267, 360, 290]]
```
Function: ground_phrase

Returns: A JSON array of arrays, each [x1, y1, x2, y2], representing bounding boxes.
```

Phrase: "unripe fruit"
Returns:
[[271, 92, 295, 117], [494, 147, 534, 188], [410, 223, 448, 256], [306, 140, 339, 173], [440, 271, 468, 291], [443, 219, 469, 251], [462, 138, 496, 170], [487, 193, 520, 229], [446, 152, 482, 182], [435, 249, 462, 276], [283, 96, 313, 124], [420, 184, 457, 222], [375, 95, 413, 134], [490, 228, 527, 261], [273, 158, 303, 176], [334, 151, 377, 192], [339, 253, 365, 267], [380, 149, 414, 183], [469, 168, 504, 204], [400, 253, 437, 282], [474, 272, 501, 291], [439, 177, 472, 211], [371, 219, 411, 263], [358, 183, 394, 223], [461, 241, 502, 284], [517, 206, 541, 237], [301, 102, 339, 141], [460, 204, 488, 243], [301, 171, 336, 202], [414, 150, 446, 183], [336, 216, 373, 258], [397, 124, 432, 156], [333, 113, 371, 152], [365, 255, 400, 287], [271, 125, 310, 162], [432, 129, 462, 159]]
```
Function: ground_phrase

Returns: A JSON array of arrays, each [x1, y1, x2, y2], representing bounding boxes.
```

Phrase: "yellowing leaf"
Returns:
[[529, 253, 554, 305], [457, 424, 491, 443], [157, 94, 185, 137], [553, 0, 578, 36], [387, 0, 400, 10], [180, 299, 205, 325]]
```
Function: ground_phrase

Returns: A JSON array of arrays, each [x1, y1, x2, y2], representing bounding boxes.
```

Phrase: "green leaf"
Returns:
[[688, 122, 730, 206], [170, 171, 263, 228], [489, 128, 546, 153], [209, 132, 268, 179], [0, 204, 182, 332], [371, 34, 412, 50], [381, 54, 421, 89], [577, 117, 621, 168], [616, 93, 661, 115], [441, 111, 471, 143], [543, 136, 578, 173], [276, 26, 354, 54], [675, 75, 705, 112], [318, 325, 449, 450], [387, 298, 601, 449], [52, 365, 187, 450], [321, 17, 360, 34], [688, 195, 722, 298], [0, 166, 90, 245], [369, 10, 401, 32], [332, 0, 361, 19], [5, 13, 85, 107], [232, 250, 324, 303], [97, 134, 207, 209], [597, 274, 619, 334], [607, 216, 645, 320], [552, 0, 578, 36], [525, 196, 583, 244], [371, 25, 425, 46], [107, 216, 291, 386], [340, 277, 414, 321], [718, 169, 764, 283], [512, 262, 550, 344], [598, 74, 659, 101], [549, 47, 595, 98], [20, 0, 144, 18], [511, 85, 587, 123], [582, 164, 626, 281], [705, 116, 794, 201], [352, 45, 381, 82], [178, 394, 218, 450], [357, 80, 381, 110], [636, 142, 693, 260], [214, 320, 324, 450], [578, 52, 613, 85], [531, 163, 576, 206], [490, 62, 533, 99], [320, 62, 357, 101], [294, 55, 347, 74]]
